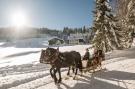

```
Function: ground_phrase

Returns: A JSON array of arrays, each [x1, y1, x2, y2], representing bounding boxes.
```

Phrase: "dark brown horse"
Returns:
[[39, 47, 82, 84]]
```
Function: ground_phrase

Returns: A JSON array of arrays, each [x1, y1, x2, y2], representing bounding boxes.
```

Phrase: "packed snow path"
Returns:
[[0, 45, 135, 89]]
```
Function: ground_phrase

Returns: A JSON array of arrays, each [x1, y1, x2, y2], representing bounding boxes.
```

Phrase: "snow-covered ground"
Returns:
[[0, 38, 49, 48], [0, 39, 135, 89]]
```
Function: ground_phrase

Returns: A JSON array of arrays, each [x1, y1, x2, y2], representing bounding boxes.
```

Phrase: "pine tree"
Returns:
[[114, 0, 135, 48], [91, 0, 122, 52], [83, 26, 86, 33], [124, 0, 135, 47]]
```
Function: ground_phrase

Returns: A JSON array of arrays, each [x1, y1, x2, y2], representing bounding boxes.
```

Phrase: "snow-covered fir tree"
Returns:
[[115, 0, 135, 48], [91, 0, 122, 52]]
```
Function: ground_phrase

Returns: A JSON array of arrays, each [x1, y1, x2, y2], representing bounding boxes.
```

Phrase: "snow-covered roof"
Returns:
[[48, 37, 64, 42], [68, 36, 84, 40], [68, 33, 90, 40]]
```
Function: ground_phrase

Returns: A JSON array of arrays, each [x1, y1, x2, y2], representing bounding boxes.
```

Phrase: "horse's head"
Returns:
[[39, 49, 46, 63], [39, 47, 59, 64]]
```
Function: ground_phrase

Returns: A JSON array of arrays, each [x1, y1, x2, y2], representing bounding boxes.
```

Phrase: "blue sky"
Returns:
[[0, 0, 94, 30]]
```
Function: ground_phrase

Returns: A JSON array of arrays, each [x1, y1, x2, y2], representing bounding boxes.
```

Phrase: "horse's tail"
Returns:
[[78, 59, 83, 72], [78, 53, 83, 73]]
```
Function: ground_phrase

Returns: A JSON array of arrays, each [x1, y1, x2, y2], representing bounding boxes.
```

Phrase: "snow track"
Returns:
[[0, 64, 50, 89], [0, 45, 135, 89]]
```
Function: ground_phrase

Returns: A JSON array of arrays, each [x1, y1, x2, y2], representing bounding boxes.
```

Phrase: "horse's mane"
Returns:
[[47, 48, 56, 50], [60, 50, 77, 53]]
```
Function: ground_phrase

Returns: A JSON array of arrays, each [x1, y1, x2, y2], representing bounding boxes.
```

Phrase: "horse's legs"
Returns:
[[50, 67, 58, 84], [57, 68, 62, 83], [67, 67, 70, 76], [73, 67, 78, 80], [50, 67, 54, 78], [72, 67, 75, 73], [53, 68, 58, 84]]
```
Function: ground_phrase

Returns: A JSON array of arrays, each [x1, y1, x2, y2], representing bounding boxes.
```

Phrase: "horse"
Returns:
[[39, 49, 75, 75], [39, 47, 82, 84]]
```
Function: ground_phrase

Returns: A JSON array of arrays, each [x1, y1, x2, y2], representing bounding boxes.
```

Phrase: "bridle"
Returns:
[[42, 50, 59, 64]]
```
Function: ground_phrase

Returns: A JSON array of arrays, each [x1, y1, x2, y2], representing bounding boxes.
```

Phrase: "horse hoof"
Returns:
[[55, 82, 58, 85], [69, 75, 73, 77], [58, 79, 62, 83], [64, 77, 69, 80], [55, 83, 60, 86], [73, 76, 78, 80], [67, 73, 70, 76]]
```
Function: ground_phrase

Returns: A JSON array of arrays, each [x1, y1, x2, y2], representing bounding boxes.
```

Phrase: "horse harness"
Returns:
[[43, 52, 58, 64], [51, 53, 67, 66]]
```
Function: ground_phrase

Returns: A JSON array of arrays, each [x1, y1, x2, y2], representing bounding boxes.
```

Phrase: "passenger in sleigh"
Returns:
[[83, 48, 90, 60]]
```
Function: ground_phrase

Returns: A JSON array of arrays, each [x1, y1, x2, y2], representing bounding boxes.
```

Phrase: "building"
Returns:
[[48, 37, 65, 45], [67, 33, 91, 44]]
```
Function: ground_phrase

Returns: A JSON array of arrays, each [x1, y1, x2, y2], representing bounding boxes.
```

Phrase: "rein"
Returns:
[[50, 52, 60, 64], [45, 52, 59, 64]]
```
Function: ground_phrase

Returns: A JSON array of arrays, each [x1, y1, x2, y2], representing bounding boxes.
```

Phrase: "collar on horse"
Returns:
[[49, 52, 65, 64], [47, 52, 59, 64]]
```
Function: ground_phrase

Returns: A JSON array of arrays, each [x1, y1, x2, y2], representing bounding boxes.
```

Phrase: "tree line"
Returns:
[[62, 26, 91, 35], [0, 26, 91, 40]]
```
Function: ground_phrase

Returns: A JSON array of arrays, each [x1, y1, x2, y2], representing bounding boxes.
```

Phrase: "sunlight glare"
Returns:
[[11, 11, 28, 28]]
